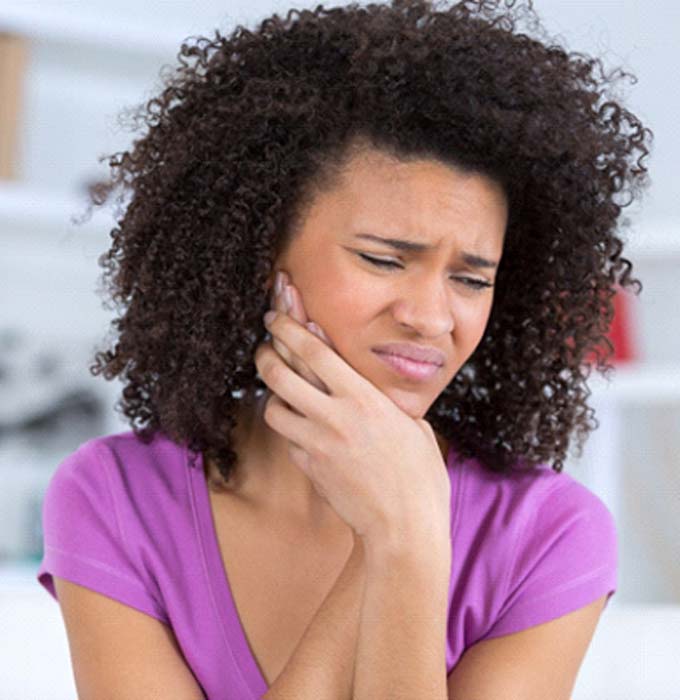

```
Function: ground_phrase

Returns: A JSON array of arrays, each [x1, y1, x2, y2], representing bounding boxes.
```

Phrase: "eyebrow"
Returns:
[[354, 233, 499, 269]]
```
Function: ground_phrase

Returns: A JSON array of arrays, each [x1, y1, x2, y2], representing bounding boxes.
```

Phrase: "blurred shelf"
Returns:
[[0, 181, 119, 240], [0, 4, 201, 58], [625, 219, 680, 258], [588, 363, 680, 403], [2, 181, 678, 256]]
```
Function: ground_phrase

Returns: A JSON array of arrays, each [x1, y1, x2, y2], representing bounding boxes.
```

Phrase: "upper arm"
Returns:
[[54, 576, 206, 700], [447, 595, 608, 700]]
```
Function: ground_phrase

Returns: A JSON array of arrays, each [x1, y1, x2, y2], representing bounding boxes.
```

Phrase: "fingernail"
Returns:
[[275, 271, 284, 296], [306, 322, 324, 341], [318, 326, 331, 344], [283, 285, 293, 313]]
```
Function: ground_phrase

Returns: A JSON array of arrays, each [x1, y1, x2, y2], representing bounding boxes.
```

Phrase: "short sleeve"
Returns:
[[36, 440, 168, 623], [479, 478, 617, 641]]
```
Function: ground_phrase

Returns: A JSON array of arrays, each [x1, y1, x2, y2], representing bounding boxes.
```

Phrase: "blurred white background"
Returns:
[[0, 1, 678, 698]]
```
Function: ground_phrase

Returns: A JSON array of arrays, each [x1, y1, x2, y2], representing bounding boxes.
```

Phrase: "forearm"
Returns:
[[261, 533, 366, 700], [352, 535, 451, 700]]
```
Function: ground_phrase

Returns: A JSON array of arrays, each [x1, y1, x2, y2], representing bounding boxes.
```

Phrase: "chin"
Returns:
[[380, 388, 435, 419], [348, 355, 441, 417]]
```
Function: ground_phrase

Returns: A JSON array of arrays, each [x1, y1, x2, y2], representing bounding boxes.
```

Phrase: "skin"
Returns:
[[208, 147, 508, 534]]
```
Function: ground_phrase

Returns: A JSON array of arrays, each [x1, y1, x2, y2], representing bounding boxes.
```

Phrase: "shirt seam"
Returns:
[[44, 544, 152, 590], [89, 440, 165, 617], [185, 445, 256, 699], [89, 442, 125, 548], [450, 448, 466, 547], [487, 561, 616, 638], [522, 560, 615, 604], [497, 476, 569, 615]]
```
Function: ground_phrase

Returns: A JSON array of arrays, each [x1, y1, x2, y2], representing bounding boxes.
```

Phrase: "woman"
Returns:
[[37, 0, 651, 698]]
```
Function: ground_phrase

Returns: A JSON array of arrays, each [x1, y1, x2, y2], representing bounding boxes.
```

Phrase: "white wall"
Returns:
[[7, 0, 678, 219]]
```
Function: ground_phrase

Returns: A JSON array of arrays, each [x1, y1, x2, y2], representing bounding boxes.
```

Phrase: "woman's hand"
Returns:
[[255, 274, 451, 553], [265, 270, 333, 397]]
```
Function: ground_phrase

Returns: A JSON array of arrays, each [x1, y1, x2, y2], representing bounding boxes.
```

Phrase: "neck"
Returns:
[[206, 393, 451, 521], [206, 392, 338, 527]]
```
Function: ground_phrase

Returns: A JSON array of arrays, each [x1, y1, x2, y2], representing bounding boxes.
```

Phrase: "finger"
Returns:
[[255, 338, 334, 427], [306, 321, 333, 347], [282, 285, 323, 389], [264, 310, 372, 404], [286, 280, 336, 351], [269, 280, 317, 411], [270, 282, 295, 370], [263, 389, 327, 462], [266, 370, 328, 505], [284, 278, 309, 326], [267, 321, 328, 396], [288, 287, 334, 394], [271, 279, 329, 393]]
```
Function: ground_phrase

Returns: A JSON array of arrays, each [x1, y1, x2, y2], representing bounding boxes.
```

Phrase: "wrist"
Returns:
[[360, 522, 451, 572]]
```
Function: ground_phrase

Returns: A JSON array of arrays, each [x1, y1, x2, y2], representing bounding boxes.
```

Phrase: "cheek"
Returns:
[[321, 291, 370, 347], [311, 267, 377, 330], [458, 302, 493, 351], [313, 280, 379, 366]]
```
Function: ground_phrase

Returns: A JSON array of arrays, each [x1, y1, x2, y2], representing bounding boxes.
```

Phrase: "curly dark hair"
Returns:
[[83, 0, 652, 486]]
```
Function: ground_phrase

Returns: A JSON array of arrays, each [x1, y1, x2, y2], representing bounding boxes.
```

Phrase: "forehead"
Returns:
[[344, 149, 504, 203], [304, 148, 508, 250]]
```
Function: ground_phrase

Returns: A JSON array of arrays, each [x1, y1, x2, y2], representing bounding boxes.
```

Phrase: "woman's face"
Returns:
[[271, 148, 508, 420]]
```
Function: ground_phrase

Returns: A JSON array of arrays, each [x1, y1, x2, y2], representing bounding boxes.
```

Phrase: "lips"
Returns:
[[373, 350, 442, 381], [371, 342, 445, 366]]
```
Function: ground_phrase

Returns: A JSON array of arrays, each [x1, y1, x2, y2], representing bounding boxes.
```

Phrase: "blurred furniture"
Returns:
[[0, 32, 28, 179]]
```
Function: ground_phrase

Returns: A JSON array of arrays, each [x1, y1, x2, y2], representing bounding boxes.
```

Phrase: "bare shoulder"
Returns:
[[54, 576, 205, 700]]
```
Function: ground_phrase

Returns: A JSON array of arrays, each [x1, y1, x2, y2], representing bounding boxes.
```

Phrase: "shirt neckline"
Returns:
[[187, 446, 269, 698], [186, 440, 459, 699]]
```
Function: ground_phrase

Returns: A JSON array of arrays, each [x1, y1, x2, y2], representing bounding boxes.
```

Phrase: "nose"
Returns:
[[391, 278, 454, 337]]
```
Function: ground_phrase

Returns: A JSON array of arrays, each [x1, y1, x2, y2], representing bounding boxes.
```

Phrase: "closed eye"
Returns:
[[358, 253, 494, 291]]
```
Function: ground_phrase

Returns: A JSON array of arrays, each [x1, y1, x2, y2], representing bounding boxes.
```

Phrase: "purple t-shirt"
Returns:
[[36, 429, 617, 699]]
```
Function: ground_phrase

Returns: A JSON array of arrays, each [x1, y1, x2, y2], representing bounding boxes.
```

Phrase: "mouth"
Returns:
[[372, 350, 442, 381]]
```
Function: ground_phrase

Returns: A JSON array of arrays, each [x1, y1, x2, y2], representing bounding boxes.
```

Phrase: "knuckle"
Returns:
[[255, 352, 278, 383], [263, 401, 278, 427], [303, 338, 323, 365], [254, 341, 270, 365], [272, 337, 287, 356], [329, 400, 354, 437], [348, 392, 370, 416], [267, 362, 285, 385], [263, 393, 277, 417]]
